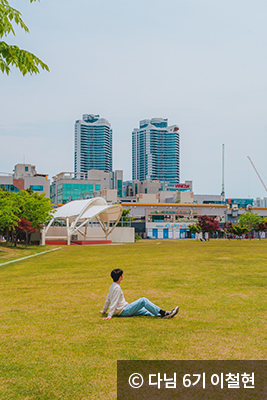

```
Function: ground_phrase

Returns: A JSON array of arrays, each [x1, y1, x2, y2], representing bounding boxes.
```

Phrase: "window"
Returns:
[[25, 166, 28, 172], [0, 184, 19, 193], [30, 185, 43, 191], [147, 214, 173, 223]]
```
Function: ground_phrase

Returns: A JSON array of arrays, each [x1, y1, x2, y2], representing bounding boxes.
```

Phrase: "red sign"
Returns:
[[175, 184, 190, 189]]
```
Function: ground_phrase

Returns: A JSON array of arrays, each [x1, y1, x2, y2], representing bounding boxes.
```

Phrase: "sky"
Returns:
[[1, 0, 267, 199]]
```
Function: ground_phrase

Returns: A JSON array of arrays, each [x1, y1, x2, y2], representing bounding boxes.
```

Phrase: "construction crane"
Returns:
[[247, 156, 267, 192]]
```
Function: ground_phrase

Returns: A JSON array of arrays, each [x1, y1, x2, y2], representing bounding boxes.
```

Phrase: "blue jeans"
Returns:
[[119, 297, 161, 317]]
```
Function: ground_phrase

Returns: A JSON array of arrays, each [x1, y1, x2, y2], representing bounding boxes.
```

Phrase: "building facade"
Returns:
[[74, 114, 112, 174], [254, 197, 267, 207], [120, 201, 267, 239], [132, 118, 180, 183], [120, 202, 227, 239], [0, 164, 50, 197], [51, 169, 123, 206], [122, 180, 193, 204], [193, 194, 225, 205]]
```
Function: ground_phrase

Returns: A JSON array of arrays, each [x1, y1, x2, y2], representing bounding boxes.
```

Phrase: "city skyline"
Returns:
[[1, 0, 267, 199]]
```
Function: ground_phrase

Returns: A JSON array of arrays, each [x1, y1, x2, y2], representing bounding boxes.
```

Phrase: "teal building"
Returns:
[[50, 170, 123, 206], [74, 114, 112, 174], [132, 118, 180, 183]]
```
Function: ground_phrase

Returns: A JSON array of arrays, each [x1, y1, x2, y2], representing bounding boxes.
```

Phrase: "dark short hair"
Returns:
[[111, 268, 123, 282]]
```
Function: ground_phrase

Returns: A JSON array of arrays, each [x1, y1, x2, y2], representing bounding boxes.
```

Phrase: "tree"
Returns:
[[0, 191, 20, 242], [223, 222, 233, 239], [238, 212, 261, 239], [17, 191, 53, 229], [135, 233, 142, 241], [119, 208, 132, 227], [231, 224, 248, 239], [0, 189, 53, 246], [197, 215, 221, 240], [0, 0, 49, 75], [254, 217, 267, 240], [188, 223, 201, 239], [17, 217, 38, 246]]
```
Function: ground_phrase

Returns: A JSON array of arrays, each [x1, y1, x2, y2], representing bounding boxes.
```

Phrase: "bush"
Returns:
[[135, 234, 142, 241]]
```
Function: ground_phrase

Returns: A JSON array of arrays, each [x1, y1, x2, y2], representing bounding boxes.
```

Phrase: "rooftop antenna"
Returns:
[[221, 144, 225, 199]]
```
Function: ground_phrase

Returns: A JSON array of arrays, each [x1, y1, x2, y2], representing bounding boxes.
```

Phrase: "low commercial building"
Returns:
[[134, 180, 163, 195], [121, 200, 267, 238], [136, 193, 159, 203], [226, 198, 254, 209], [101, 189, 118, 203], [51, 169, 123, 206], [159, 190, 193, 204], [122, 180, 193, 204], [193, 194, 224, 204], [0, 164, 50, 197], [165, 181, 193, 192], [251, 207, 267, 217], [123, 180, 163, 197], [120, 202, 227, 239]]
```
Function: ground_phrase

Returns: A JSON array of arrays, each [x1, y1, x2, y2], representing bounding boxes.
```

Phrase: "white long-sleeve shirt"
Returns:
[[103, 282, 128, 318]]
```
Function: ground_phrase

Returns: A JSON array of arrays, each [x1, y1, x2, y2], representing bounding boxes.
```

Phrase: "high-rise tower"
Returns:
[[132, 118, 180, 183], [74, 114, 112, 174]]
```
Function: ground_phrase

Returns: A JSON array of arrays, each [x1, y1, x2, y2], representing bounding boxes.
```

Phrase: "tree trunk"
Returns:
[[12, 229, 16, 247], [6, 227, 9, 244], [12, 230, 17, 247], [15, 231, 18, 247]]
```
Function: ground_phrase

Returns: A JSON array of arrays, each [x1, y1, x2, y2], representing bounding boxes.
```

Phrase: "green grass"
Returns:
[[0, 243, 58, 263], [0, 240, 266, 399]]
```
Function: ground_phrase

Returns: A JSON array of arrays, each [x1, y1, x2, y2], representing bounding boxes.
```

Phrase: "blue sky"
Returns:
[[1, 0, 267, 198]]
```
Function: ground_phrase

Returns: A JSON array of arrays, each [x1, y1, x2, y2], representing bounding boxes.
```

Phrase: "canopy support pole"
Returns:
[[67, 217, 70, 245], [96, 215, 108, 238]]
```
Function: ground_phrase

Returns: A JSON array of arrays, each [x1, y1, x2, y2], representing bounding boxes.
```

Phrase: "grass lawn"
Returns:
[[0, 240, 266, 399], [0, 243, 59, 263]]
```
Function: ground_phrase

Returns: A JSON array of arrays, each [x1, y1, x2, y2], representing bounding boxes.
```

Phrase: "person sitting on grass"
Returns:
[[100, 268, 179, 321]]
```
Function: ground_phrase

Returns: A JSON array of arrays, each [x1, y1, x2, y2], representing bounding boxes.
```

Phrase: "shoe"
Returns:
[[162, 306, 179, 319]]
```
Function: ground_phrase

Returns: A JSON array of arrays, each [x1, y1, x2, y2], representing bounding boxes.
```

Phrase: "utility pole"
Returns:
[[221, 144, 225, 199]]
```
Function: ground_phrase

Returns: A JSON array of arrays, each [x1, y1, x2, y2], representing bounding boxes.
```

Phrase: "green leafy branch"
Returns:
[[0, 0, 49, 75]]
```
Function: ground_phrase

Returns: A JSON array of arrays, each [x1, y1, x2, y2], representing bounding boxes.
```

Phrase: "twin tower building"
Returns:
[[74, 114, 180, 184]]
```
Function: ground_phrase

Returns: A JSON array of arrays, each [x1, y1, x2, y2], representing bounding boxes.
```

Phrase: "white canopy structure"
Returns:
[[44, 197, 123, 245]]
